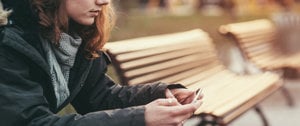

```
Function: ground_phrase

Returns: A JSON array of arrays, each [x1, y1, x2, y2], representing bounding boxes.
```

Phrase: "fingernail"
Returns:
[[167, 98, 173, 104]]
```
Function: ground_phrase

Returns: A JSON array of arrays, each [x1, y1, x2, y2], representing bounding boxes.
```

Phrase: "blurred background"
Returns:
[[108, 0, 300, 80], [112, 0, 299, 41]]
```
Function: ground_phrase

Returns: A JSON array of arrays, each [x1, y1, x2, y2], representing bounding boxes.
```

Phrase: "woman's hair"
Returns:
[[32, 0, 115, 58]]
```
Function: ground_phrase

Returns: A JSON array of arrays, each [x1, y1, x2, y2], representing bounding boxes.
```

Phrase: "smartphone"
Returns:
[[192, 88, 203, 103]]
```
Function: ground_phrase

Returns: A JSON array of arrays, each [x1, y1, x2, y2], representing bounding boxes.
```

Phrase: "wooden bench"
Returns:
[[219, 19, 300, 73], [104, 29, 282, 126], [219, 19, 299, 106]]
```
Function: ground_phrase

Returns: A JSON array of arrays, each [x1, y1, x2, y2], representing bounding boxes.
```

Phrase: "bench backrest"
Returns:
[[104, 29, 225, 85], [272, 13, 300, 53], [219, 19, 278, 61]]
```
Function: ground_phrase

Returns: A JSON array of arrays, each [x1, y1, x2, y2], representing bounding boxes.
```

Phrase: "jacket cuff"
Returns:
[[154, 83, 186, 99], [152, 82, 169, 99], [130, 106, 145, 126], [167, 84, 186, 90]]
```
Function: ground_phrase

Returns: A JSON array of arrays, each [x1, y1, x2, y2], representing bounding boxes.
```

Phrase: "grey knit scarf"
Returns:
[[41, 33, 82, 107]]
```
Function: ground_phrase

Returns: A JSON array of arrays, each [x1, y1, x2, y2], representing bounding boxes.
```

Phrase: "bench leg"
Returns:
[[280, 83, 295, 107], [196, 115, 226, 126], [281, 67, 296, 107], [254, 106, 269, 126]]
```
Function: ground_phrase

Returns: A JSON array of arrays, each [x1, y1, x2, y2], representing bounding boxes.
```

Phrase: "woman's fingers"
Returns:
[[179, 93, 195, 104], [165, 89, 175, 99], [145, 98, 203, 126], [156, 98, 181, 106], [169, 88, 204, 105], [171, 100, 203, 116], [166, 100, 203, 125]]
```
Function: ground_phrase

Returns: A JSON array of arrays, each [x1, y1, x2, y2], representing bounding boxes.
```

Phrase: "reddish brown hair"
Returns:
[[32, 0, 115, 58]]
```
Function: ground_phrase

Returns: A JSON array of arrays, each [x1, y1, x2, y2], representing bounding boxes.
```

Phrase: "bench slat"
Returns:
[[160, 62, 224, 84], [114, 42, 208, 62], [120, 47, 213, 70], [106, 29, 211, 54], [124, 53, 217, 78]]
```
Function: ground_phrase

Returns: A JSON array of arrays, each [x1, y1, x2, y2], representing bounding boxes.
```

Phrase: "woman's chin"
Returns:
[[76, 19, 95, 26]]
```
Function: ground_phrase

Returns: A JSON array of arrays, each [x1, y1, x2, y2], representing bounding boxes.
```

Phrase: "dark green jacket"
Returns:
[[0, 26, 169, 126]]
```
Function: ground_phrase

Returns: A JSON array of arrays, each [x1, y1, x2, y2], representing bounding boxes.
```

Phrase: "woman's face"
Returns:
[[65, 0, 110, 25]]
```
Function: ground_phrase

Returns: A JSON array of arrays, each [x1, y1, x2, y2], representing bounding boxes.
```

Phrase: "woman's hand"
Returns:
[[166, 88, 203, 105], [145, 98, 203, 126]]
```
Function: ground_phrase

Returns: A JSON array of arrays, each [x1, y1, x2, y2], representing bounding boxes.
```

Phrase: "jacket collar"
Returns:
[[1, 26, 95, 111]]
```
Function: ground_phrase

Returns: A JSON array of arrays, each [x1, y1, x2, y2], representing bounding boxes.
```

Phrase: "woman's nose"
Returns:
[[96, 0, 110, 5]]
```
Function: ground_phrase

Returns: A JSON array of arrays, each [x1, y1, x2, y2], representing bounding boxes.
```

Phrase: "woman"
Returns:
[[0, 0, 203, 126]]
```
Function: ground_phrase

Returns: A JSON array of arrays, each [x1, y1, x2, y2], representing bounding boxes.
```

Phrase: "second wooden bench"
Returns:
[[219, 19, 299, 106]]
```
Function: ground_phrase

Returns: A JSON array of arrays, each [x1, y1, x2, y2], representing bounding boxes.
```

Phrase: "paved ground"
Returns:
[[184, 79, 300, 126]]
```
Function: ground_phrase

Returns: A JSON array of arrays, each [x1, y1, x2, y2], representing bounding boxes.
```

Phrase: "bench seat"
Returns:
[[104, 29, 282, 125]]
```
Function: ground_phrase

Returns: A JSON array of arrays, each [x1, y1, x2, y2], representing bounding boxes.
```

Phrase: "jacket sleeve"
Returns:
[[0, 48, 145, 126], [71, 52, 169, 114]]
